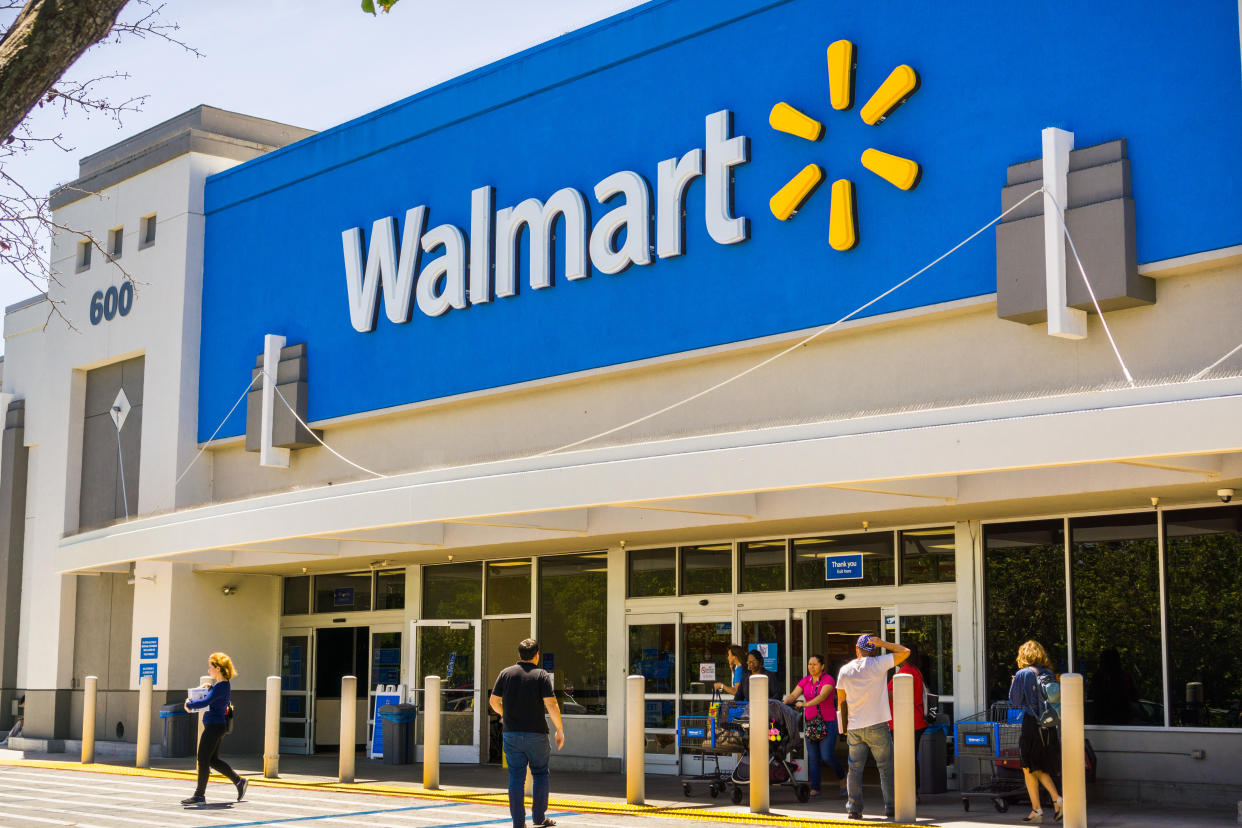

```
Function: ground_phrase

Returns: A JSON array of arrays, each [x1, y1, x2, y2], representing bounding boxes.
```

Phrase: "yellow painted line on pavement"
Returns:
[[0, 759, 920, 828]]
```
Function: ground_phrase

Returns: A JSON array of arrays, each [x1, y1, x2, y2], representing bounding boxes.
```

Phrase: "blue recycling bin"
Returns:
[[379, 704, 417, 764]]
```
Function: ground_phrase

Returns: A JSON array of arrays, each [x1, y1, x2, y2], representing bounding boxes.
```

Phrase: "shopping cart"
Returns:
[[953, 702, 1025, 813], [677, 699, 746, 798]]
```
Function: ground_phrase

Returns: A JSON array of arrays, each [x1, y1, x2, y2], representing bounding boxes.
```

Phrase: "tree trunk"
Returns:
[[0, 0, 131, 142]]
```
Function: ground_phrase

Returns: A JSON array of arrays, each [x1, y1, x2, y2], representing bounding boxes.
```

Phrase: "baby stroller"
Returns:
[[726, 698, 811, 804]]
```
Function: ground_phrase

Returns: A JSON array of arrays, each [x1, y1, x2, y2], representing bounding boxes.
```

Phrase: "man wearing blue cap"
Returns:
[[836, 634, 910, 820]]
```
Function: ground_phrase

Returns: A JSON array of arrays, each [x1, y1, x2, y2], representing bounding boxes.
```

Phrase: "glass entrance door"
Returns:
[[413, 619, 481, 763], [627, 614, 678, 770], [894, 603, 956, 721], [738, 610, 793, 700], [279, 629, 313, 754]]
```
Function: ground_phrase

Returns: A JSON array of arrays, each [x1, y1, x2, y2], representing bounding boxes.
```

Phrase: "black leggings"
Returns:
[[195, 723, 240, 796]]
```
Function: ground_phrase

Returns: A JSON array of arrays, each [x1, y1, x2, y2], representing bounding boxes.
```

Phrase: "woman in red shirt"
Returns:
[[888, 645, 929, 790]]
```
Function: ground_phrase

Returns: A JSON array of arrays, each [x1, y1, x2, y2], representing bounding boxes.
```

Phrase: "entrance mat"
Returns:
[[0, 759, 919, 827]]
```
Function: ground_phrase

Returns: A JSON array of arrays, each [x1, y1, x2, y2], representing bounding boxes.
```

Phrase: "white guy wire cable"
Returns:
[[170, 372, 261, 493], [1188, 340, 1242, 381], [537, 187, 1049, 457], [1042, 190, 1136, 387], [265, 370, 389, 479], [113, 412, 129, 519]]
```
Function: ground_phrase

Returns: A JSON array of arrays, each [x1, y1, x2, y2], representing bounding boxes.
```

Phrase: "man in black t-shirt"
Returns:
[[489, 638, 565, 828]]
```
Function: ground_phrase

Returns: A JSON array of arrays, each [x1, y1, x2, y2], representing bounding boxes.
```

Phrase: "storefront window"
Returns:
[[983, 520, 1066, 704], [900, 614, 954, 696], [628, 623, 676, 694], [538, 553, 607, 714], [681, 620, 732, 694], [739, 540, 786, 592], [485, 559, 531, 615], [374, 569, 405, 610], [422, 562, 481, 619], [1071, 513, 1162, 726], [900, 528, 956, 584], [791, 532, 894, 589], [627, 547, 675, 597], [313, 571, 372, 613], [1165, 506, 1242, 728], [741, 619, 787, 698], [680, 544, 731, 595], [282, 575, 310, 615]]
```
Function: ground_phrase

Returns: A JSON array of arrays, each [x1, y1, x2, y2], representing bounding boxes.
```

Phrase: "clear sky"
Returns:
[[0, 0, 647, 350]]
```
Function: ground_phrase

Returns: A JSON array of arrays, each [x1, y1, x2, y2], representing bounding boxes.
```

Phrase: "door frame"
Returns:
[[625, 611, 680, 770], [279, 627, 314, 755], [891, 601, 958, 713], [412, 618, 482, 763]]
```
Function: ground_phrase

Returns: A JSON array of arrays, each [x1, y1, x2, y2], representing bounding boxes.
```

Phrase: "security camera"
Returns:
[[1219, 488, 1235, 504]]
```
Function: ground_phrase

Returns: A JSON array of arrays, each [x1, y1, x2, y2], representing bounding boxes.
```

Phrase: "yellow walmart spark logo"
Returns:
[[768, 40, 921, 251]]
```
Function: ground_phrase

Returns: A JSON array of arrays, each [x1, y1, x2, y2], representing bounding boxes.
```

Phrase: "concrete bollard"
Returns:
[[264, 675, 281, 778], [81, 676, 98, 764], [892, 673, 916, 823], [748, 673, 769, 814], [1061, 673, 1087, 828], [339, 676, 356, 783], [135, 675, 153, 768], [423, 675, 441, 790], [626, 675, 645, 805]]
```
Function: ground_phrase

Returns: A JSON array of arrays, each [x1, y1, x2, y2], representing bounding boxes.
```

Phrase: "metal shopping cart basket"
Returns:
[[677, 699, 746, 798], [953, 702, 1026, 813]]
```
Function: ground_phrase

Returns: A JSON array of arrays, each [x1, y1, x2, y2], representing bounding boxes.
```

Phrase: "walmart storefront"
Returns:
[[3, 0, 1241, 811]]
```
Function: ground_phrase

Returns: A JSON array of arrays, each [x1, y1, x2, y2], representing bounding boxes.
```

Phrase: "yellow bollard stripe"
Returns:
[[0, 757, 921, 827]]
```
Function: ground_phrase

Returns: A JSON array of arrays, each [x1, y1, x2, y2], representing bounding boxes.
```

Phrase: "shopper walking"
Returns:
[[1008, 640, 1063, 823], [836, 634, 909, 820], [489, 638, 565, 828], [181, 652, 246, 806], [713, 645, 747, 696], [784, 654, 846, 798]]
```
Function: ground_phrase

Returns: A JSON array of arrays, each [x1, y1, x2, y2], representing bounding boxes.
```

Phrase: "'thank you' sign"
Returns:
[[826, 553, 864, 581]]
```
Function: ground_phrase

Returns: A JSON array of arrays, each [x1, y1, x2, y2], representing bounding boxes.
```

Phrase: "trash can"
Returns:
[[160, 703, 195, 758], [379, 703, 417, 765], [918, 727, 948, 794]]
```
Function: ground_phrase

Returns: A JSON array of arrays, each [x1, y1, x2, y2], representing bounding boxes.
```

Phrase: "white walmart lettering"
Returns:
[[342, 110, 749, 333]]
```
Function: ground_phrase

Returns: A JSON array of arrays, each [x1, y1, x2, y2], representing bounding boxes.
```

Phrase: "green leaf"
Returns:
[[361, 0, 376, 14]]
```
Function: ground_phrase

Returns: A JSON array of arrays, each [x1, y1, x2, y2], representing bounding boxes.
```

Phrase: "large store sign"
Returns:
[[199, 0, 1242, 439]]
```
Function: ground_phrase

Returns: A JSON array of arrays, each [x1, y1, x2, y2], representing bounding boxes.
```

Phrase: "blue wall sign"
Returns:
[[139, 662, 157, 684], [139, 637, 158, 660], [542, 652, 554, 671], [748, 643, 779, 672], [333, 587, 355, 607], [199, 0, 1242, 440], [826, 553, 864, 581]]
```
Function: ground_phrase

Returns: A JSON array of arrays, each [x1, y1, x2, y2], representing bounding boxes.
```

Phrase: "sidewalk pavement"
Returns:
[[0, 747, 1234, 827]]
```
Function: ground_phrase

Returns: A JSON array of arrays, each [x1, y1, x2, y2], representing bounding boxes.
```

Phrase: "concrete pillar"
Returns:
[[80, 676, 97, 764], [135, 675, 153, 768], [626, 675, 645, 805], [339, 675, 356, 783], [1061, 673, 1087, 828], [748, 674, 768, 814], [263, 675, 281, 778], [423, 675, 440, 790], [892, 673, 915, 823]]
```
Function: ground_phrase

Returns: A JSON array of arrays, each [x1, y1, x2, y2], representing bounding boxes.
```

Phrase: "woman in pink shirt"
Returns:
[[784, 653, 846, 797]]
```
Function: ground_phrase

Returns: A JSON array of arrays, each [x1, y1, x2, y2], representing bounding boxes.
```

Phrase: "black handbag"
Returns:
[[225, 702, 235, 734]]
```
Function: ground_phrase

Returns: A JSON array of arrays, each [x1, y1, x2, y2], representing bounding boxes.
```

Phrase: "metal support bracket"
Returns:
[[259, 333, 290, 468], [1042, 127, 1087, 339]]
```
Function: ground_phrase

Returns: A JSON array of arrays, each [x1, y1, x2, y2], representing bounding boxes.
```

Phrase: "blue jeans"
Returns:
[[503, 731, 550, 828], [845, 722, 894, 815], [806, 720, 845, 792]]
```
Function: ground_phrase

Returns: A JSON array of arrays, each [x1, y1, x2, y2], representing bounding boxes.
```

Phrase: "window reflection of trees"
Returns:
[[983, 520, 1067, 704], [539, 553, 608, 714]]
